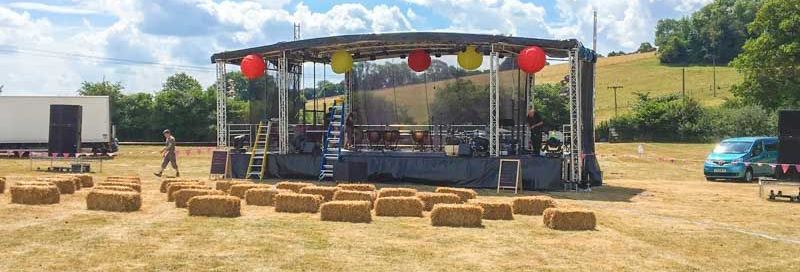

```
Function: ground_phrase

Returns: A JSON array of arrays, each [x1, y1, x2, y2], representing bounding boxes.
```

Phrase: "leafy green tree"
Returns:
[[117, 93, 156, 141], [153, 73, 214, 141], [431, 79, 488, 125], [732, 0, 800, 109], [78, 81, 124, 130], [637, 42, 656, 53]]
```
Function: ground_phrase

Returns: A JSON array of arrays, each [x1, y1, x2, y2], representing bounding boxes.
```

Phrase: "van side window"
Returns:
[[752, 141, 763, 155], [765, 141, 778, 152]]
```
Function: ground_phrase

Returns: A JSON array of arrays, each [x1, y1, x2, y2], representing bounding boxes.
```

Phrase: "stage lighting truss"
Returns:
[[215, 60, 228, 148], [489, 44, 500, 157], [277, 52, 289, 154], [567, 48, 583, 186]]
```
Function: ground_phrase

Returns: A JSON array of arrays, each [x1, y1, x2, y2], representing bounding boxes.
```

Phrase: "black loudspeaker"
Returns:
[[779, 110, 800, 137], [778, 136, 800, 179], [49, 105, 82, 156], [458, 143, 472, 157]]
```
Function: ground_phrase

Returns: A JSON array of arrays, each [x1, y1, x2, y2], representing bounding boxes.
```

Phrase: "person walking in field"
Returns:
[[154, 129, 179, 177]]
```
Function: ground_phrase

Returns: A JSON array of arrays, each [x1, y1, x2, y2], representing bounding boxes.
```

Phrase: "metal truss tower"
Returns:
[[488, 45, 500, 157], [567, 48, 583, 184], [215, 60, 228, 148], [277, 53, 289, 154]]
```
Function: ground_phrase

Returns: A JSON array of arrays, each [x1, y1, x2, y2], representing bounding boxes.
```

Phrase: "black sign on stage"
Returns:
[[497, 159, 522, 193], [209, 150, 229, 177]]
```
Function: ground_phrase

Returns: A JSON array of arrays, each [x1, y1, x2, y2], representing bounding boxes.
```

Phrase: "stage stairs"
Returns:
[[319, 103, 345, 181], [246, 120, 272, 180]]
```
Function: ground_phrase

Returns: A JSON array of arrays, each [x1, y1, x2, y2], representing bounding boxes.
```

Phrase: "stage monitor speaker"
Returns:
[[779, 110, 800, 137], [49, 105, 82, 156], [457, 143, 472, 157]]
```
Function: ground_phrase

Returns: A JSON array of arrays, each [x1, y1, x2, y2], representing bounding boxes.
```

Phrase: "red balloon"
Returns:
[[407, 49, 431, 72], [241, 54, 266, 79], [518, 46, 547, 74]]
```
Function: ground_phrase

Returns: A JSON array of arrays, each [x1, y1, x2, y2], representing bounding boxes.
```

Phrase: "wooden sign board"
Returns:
[[209, 150, 229, 178], [497, 159, 522, 193]]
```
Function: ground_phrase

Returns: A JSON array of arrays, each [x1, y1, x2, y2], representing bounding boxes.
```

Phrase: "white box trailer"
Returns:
[[0, 96, 113, 153]]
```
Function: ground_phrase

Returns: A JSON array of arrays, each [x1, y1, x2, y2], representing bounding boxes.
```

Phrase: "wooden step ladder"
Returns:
[[246, 120, 272, 180]]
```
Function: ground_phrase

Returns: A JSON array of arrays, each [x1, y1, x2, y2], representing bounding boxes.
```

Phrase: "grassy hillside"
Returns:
[[304, 52, 741, 124]]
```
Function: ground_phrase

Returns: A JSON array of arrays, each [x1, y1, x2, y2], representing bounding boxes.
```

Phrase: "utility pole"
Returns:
[[592, 9, 597, 52], [608, 84, 623, 117], [712, 55, 717, 97]]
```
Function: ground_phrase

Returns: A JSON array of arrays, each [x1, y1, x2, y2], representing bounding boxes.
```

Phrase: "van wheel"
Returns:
[[705, 177, 715, 182], [742, 168, 754, 182]]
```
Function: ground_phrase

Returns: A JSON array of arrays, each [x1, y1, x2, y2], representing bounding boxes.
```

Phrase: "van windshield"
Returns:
[[713, 141, 752, 154]]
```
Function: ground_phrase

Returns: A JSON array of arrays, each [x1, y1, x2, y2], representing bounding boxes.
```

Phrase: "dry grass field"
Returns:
[[305, 52, 741, 124], [1, 144, 799, 271]]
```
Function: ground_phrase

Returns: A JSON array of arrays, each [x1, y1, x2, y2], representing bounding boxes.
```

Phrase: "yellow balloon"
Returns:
[[457, 45, 482, 70], [331, 50, 353, 74]]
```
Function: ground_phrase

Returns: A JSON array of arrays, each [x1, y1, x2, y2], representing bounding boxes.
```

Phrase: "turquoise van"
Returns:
[[704, 137, 779, 182]]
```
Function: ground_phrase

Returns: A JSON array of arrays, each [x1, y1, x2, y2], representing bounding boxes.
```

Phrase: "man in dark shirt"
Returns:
[[527, 109, 544, 155], [154, 129, 179, 177]]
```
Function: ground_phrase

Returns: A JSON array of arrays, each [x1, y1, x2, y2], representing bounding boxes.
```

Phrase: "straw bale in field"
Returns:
[[336, 183, 376, 191], [512, 196, 556, 215], [374, 197, 424, 217], [97, 182, 141, 192], [320, 201, 372, 223], [469, 200, 514, 220], [160, 178, 201, 193], [274, 193, 322, 213], [37, 177, 76, 194], [244, 188, 290, 206], [93, 185, 136, 192], [0, 177, 5, 194], [86, 190, 141, 212], [542, 208, 596, 231], [167, 183, 210, 201], [70, 174, 93, 188], [275, 181, 313, 193], [174, 189, 225, 208], [215, 180, 248, 192], [434, 187, 477, 202], [377, 188, 417, 198], [333, 190, 376, 209], [229, 183, 272, 198], [106, 176, 141, 184], [430, 204, 483, 227], [187, 195, 241, 217], [416, 192, 462, 211], [10, 184, 60, 205], [299, 186, 339, 202]]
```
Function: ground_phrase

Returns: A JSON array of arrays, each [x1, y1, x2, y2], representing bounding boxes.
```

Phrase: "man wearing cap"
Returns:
[[154, 129, 179, 177]]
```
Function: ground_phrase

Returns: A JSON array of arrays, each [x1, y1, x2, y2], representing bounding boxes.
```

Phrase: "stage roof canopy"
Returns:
[[210, 32, 587, 65]]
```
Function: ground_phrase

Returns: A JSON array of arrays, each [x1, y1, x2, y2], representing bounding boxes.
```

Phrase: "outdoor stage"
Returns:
[[229, 151, 566, 190]]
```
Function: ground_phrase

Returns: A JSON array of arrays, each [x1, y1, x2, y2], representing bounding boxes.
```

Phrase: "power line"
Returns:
[[0, 47, 215, 72]]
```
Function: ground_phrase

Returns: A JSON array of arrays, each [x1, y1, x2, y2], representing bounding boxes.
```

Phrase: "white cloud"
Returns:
[[6, 2, 99, 15]]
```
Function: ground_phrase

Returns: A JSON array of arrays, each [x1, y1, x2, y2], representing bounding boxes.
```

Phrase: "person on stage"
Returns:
[[527, 109, 544, 155], [154, 129, 179, 177]]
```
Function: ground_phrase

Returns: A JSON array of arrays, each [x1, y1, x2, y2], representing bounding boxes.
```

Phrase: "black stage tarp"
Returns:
[[243, 152, 564, 190]]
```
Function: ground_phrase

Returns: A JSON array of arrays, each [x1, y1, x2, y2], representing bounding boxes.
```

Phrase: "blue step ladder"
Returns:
[[319, 102, 345, 181]]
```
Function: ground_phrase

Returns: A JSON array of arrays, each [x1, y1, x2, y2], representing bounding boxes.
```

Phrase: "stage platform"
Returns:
[[230, 151, 571, 190]]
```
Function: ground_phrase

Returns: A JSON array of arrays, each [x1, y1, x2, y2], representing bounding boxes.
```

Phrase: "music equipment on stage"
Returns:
[[367, 130, 382, 149], [778, 110, 800, 179], [383, 130, 400, 150], [232, 134, 248, 153], [412, 130, 428, 150], [48, 105, 82, 156], [457, 143, 472, 157], [470, 135, 489, 157]]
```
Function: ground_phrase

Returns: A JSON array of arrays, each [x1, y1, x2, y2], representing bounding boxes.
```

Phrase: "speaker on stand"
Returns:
[[777, 110, 800, 180]]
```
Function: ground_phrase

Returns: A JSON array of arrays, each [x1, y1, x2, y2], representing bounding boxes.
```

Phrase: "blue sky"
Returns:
[[0, 0, 712, 95]]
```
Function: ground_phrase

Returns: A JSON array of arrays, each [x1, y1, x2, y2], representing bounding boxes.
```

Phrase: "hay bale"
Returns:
[[0, 177, 5, 194], [70, 174, 93, 188], [320, 201, 372, 223], [174, 189, 226, 208], [416, 192, 462, 211], [542, 208, 596, 231], [160, 178, 201, 193], [470, 200, 514, 220], [187, 195, 241, 217], [58, 175, 83, 190], [434, 187, 477, 202], [512, 196, 556, 215], [215, 180, 248, 192], [93, 185, 137, 192], [229, 183, 272, 198], [97, 182, 141, 192], [299, 186, 339, 202], [275, 181, 313, 193], [333, 190, 376, 209], [244, 188, 287, 206], [374, 197, 424, 217], [377, 188, 418, 198], [37, 177, 76, 194], [430, 204, 484, 227], [106, 176, 141, 184], [13, 181, 53, 186], [336, 183, 376, 191], [86, 190, 141, 212], [167, 183, 210, 201], [274, 193, 322, 213], [10, 184, 60, 205]]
